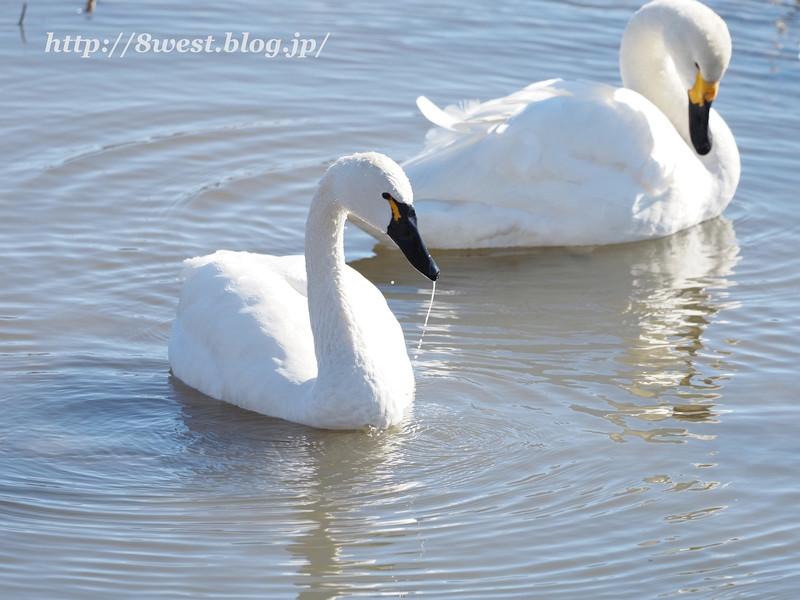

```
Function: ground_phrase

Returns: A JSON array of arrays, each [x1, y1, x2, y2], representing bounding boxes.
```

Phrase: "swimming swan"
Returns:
[[169, 153, 439, 430], [397, 0, 740, 249]]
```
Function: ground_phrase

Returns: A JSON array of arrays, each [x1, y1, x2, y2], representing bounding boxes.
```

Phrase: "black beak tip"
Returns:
[[694, 140, 712, 156], [409, 252, 439, 281], [695, 144, 711, 156], [427, 260, 440, 282], [688, 98, 714, 156]]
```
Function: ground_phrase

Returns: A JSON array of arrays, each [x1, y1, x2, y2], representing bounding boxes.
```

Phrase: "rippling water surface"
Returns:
[[2, 0, 799, 597]]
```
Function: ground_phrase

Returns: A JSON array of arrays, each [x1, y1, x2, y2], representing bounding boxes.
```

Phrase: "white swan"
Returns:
[[168, 153, 439, 430], [395, 0, 740, 249]]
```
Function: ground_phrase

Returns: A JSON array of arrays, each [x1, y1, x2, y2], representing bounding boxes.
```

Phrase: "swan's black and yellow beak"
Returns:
[[383, 192, 439, 281], [688, 70, 719, 156]]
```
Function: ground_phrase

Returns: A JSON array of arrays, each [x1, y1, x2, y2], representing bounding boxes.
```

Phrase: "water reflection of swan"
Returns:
[[168, 380, 418, 599], [353, 217, 741, 444], [285, 433, 416, 599], [616, 217, 740, 394], [585, 216, 741, 442]]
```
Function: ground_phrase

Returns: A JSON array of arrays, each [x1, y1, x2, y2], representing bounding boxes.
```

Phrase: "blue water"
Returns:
[[2, 0, 799, 597]]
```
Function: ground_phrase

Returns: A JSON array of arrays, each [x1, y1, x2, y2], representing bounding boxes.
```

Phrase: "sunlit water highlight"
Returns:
[[2, 0, 800, 598]]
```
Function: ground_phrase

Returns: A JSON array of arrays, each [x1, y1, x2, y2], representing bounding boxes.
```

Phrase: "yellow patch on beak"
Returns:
[[689, 71, 719, 106], [388, 197, 401, 222]]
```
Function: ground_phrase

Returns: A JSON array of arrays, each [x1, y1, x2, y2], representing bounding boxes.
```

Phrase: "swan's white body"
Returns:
[[399, 0, 740, 249], [169, 153, 438, 430]]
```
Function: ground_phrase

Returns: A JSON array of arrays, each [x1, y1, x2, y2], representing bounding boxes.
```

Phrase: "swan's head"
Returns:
[[322, 152, 439, 281], [664, 1, 732, 155], [621, 0, 732, 155]]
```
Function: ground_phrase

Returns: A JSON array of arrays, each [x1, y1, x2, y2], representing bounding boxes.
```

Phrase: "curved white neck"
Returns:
[[620, 2, 693, 147], [303, 191, 376, 392]]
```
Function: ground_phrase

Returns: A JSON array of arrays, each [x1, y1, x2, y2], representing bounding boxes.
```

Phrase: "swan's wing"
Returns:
[[169, 250, 316, 413], [404, 80, 704, 247], [407, 81, 662, 208], [414, 79, 565, 152], [458, 78, 566, 123]]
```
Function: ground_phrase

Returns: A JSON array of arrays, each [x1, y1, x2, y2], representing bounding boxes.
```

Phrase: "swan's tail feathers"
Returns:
[[416, 96, 461, 131]]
